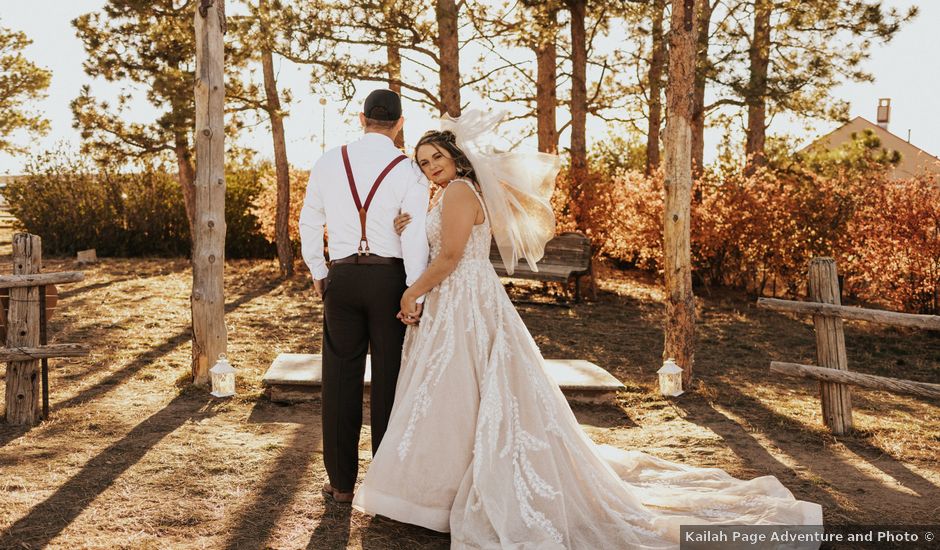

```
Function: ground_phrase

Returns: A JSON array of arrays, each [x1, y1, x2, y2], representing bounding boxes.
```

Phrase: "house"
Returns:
[[799, 99, 940, 182]]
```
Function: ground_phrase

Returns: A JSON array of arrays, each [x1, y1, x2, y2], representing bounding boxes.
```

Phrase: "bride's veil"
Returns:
[[441, 109, 561, 274]]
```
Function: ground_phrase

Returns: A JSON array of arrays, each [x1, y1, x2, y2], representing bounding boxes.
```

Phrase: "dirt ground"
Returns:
[[0, 252, 938, 549]]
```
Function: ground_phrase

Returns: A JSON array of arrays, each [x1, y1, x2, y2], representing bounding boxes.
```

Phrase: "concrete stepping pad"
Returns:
[[262, 353, 625, 404]]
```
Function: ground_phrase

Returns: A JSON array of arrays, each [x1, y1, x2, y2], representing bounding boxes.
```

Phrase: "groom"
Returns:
[[299, 89, 430, 503]]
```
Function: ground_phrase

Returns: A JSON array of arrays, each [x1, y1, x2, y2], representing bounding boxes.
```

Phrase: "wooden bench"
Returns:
[[489, 232, 594, 303]]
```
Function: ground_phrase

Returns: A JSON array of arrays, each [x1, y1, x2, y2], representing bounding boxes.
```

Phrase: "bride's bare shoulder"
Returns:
[[447, 177, 482, 194], [443, 179, 476, 199], [442, 180, 485, 225], [442, 179, 481, 208]]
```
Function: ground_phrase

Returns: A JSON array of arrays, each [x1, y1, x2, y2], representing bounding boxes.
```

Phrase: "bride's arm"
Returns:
[[400, 182, 480, 316]]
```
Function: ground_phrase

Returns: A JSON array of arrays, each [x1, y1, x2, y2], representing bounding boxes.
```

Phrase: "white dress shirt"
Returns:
[[299, 132, 430, 290]]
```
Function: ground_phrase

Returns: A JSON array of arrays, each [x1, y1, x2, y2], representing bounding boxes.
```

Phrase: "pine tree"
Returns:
[[72, 0, 256, 239], [567, 0, 588, 186], [532, 4, 561, 154], [645, 0, 666, 174], [465, 0, 564, 153], [436, 0, 461, 116], [0, 22, 51, 154], [706, 0, 916, 173], [228, 0, 295, 276], [276, 0, 462, 117], [690, 0, 714, 177], [468, 0, 642, 162]]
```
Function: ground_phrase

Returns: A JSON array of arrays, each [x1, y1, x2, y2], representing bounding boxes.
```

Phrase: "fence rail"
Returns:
[[769, 361, 940, 401], [757, 257, 939, 435], [757, 297, 940, 330]]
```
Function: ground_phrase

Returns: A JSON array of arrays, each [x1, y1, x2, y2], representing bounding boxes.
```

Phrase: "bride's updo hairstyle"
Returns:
[[415, 130, 477, 182]]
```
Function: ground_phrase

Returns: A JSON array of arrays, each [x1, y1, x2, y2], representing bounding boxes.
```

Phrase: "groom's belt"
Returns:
[[330, 254, 403, 267]]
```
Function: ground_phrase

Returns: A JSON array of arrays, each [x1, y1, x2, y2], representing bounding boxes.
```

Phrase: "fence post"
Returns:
[[4, 233, 43, 425], [808, 257, 853, 434]]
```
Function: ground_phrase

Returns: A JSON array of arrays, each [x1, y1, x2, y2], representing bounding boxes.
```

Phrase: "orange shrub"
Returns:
[[251, 162, 310, 246], [692, 167, 864, 296], [583, 169, 663, 271], [843, 175, 940, 313], [558, 160, 939, 313], [551, 167, 662, 270]]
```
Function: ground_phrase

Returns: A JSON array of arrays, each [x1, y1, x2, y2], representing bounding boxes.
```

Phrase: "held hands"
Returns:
[[393, 211, 412, 236], [397, 289, 423, 325]]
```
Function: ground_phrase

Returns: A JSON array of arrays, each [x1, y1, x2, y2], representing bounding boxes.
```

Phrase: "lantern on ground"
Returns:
[[657, 358, 684, 397], [210, 353, 236, 398]]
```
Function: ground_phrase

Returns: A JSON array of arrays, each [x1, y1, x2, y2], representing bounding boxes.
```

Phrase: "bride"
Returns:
[[351, 110, 822, 549]]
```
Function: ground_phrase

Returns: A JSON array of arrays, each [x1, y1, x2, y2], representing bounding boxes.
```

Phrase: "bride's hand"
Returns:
[[399, 290, 419, 324], [393, 211, 412, 235]]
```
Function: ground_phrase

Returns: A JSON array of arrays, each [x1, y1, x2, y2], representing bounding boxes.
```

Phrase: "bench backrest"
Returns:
[[489, 232, 591, 276]]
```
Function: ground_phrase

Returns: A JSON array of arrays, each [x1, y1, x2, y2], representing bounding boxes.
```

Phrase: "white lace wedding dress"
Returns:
[[353, 180, 822, 549]]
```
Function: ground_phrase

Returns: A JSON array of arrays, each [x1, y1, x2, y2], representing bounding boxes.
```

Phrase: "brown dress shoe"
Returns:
[[322, 482, 354, 504]]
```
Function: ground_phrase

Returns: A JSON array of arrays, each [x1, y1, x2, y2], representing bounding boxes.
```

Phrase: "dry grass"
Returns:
[[0, 254, 937, 549]]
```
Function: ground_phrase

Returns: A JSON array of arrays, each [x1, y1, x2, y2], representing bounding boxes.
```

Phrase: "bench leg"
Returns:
[[574, 275, 582, 303]]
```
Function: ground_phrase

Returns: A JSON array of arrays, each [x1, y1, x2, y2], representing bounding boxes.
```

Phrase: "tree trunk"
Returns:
[[383, 1, 405, 148], [192, 2, 228, 386], [174, 140, 197, 241], [535, 8, 558, 153], [691, 0, 713, 178], [387, 37, 405, 148], [568, 0, 588, 229], [436, 0, 461, 117], [261, 49, 293, 277], [259, 0, 293, 278], [745, 0, 771, 175], [663, 0, 697, 385], [646, 0, 666, 175], [4, 234, 42, 425], [569, 0, 587, 179]]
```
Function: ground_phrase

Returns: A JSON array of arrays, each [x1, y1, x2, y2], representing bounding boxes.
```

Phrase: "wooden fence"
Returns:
[[2, 233, 88, 426], [757, 257, 940, 435]]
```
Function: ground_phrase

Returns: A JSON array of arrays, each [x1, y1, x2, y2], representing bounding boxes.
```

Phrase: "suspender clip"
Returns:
[[358, 239, 371, 256]]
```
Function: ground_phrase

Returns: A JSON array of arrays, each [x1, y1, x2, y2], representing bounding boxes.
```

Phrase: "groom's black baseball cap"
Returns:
[[363, 89, 402, 121]]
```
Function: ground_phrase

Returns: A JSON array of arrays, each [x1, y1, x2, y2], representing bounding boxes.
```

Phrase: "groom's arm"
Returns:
[[400, 166, 431, 303], [299, 162, 329, 283]]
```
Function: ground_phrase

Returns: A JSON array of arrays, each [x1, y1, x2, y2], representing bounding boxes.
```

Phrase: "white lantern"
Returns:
[[210, 353, 236, 398], [657, 358, 684, 397]]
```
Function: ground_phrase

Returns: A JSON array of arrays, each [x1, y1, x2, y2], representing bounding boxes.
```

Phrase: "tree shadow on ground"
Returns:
[[570, 399, 640, 429], [306, 502, 354, 550], [0, 276, 285, 454], [0, 393, 220, 548], [224, 400, 322, 549], [358, 514, 450, 550], [675, 384, 940, 524]]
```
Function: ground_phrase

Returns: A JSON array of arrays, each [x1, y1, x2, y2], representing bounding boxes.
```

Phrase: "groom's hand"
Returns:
[[396, 302, 423, 325], [313, 277, 326, 299]]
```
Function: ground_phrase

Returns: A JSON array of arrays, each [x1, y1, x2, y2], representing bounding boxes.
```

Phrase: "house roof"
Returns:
[[800, 116, 940, 179]]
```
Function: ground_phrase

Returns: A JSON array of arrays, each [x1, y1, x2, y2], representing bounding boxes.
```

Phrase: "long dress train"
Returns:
[[353, 180, 821, 549]]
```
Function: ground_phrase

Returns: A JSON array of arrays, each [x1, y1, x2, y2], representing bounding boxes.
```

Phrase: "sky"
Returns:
[[0, 0, 937, 174]]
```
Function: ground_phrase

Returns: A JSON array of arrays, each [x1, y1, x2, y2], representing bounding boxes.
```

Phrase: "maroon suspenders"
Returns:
[[341, 145, 408, 255]]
